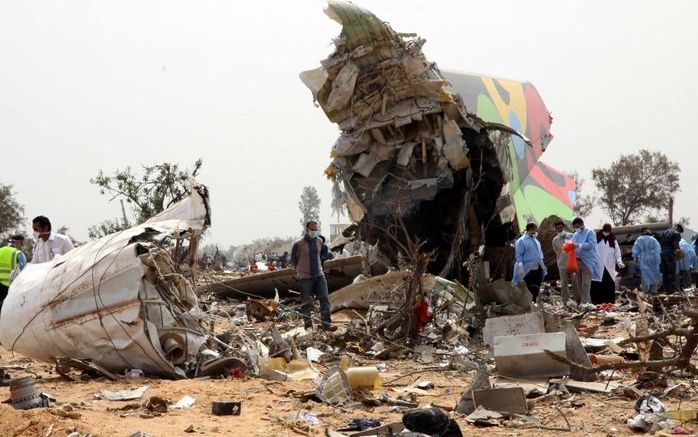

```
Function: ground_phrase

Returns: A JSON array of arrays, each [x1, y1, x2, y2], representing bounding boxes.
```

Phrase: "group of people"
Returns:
[[246, 253, 289, 273], [0, 216, 74, 308], [632, 224, 696, 295], [513, 217, 601, 310], [4, 213, 694, 330], [514, 218, 696, 310]]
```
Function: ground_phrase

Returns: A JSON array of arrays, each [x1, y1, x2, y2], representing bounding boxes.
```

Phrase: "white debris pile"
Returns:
[[0, 185, 212, 379]]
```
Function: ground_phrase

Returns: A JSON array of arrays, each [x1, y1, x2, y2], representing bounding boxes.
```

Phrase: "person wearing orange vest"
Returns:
[[0, 235, 27, 310]]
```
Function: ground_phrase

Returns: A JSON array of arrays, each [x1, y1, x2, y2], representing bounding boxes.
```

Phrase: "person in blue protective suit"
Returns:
[[632, 227, 662, 295], [570, 217, 601, 311], [512, 223, 547, 302], [678, 238, 696, 289]]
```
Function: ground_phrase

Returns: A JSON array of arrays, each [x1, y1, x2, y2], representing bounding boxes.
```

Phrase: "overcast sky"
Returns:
[[2, 0, 697, 247]]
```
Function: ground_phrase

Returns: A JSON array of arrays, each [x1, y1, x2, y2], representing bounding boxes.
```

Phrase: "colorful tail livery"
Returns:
[[443, 71, 575, 226]]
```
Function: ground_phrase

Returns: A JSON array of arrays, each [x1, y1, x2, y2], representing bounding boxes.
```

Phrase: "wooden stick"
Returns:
[[544, 349, 682, 372], [617, 328, 690, 346]]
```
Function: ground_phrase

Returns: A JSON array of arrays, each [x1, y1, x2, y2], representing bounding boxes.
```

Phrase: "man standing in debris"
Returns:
[[0, 235, 27, 308], [632, 227, 662, 295], [30, 216, 74, 264], [291, 221, 336, 332], [571, 217, 601, 310], [512, 223, 547, 302], [552, 220, 577, 306], [678, 237, 696, 289], [660, 224, 683, 293]]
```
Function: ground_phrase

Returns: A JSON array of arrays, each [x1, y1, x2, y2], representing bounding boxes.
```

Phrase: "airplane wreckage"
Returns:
[[0, 2, 580, 377], [300, 1, 576, 280], [0, 185, 256, 379]]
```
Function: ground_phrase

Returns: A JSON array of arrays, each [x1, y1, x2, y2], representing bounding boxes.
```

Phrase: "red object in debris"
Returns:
[[562, 242, 578, 273], [229, 367, 245, 379], [413, 299, 429, 334], [672, 426, 693, 435]]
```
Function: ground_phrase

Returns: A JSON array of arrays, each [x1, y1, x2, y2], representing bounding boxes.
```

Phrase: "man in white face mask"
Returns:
[[290, 221, 336, 332], [512, 222, 547, 302], [30, 216, 74, 264], [570, 217, 602, 310]]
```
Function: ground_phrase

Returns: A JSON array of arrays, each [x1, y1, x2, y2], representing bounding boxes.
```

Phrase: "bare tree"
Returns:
[[298, 186, 321, 232], [570, 172, 595, 217], [591, 149, 680, 225], [89, 159, 203, 238], [0, 183, 24, 239]]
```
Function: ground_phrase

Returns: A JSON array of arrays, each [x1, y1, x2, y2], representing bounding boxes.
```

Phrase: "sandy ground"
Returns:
[[1, 340, 696, 437], [0, 293, 694, 437]]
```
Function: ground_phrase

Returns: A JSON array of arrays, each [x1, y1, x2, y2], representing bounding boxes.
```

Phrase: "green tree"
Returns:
[[591, 149, 680, 226], [298, 186, 321, 232], [0, 183, 25, 239], [88, 199, 132, 239], [89, 159, 202, 238]]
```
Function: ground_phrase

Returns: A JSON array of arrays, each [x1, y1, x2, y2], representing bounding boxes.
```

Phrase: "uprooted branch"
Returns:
[[616, 327, 691, 347], [374, 211, 435, 340], [544, 350, 682, 373], [544, 307, 698, 375]]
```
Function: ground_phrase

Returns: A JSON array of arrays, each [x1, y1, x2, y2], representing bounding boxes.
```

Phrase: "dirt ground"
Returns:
[[1, 340, 695, 437]]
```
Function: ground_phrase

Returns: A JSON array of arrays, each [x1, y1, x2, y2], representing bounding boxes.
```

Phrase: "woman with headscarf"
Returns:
[[591, 224, 624, 304]]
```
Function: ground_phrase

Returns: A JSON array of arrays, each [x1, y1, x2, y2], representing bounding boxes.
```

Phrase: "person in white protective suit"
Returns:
[[591, 223, 624, 304]]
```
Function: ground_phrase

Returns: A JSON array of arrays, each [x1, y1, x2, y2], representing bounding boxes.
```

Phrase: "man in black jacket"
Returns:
[[660, 224, 683, 293]]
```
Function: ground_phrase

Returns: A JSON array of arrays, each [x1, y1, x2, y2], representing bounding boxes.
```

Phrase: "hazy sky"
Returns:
[[2, 0, 697, 247]]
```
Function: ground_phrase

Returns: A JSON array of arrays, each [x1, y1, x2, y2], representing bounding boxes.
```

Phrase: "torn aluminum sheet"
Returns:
[[97, 385, 149, 401], [329, 271, 436, 312], [203, 254, 365, 299], [0, 185, 211, 379]]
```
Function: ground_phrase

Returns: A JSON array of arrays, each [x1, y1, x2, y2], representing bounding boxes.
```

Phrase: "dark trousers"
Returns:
[[524, 269, 543, 301], [661, 251, 678, 293], [0, 283, 7, 312], [298, 275, 331, 329]]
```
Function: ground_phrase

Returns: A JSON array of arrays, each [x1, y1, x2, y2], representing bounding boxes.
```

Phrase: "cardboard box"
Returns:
[[493, 332, 569, 378]]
